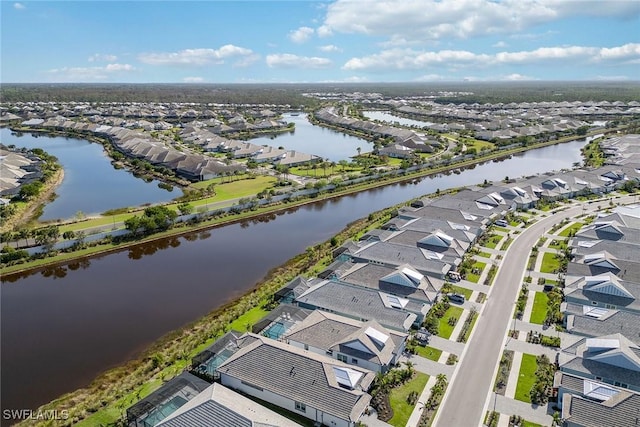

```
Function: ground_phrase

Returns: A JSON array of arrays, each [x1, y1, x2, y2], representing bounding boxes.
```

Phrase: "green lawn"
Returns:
[[229, 306, 270, 332], [199, 176, 277, 200], [529, 292, 549, 325], [493, 226, 509, 233], [388, 373, 430, 427], [540, 252, 561, 274], [549, 238, 568, 249], [439, 306, 464, 339], [559, 222, 584, 237], [451, 285, 473, 300], [523, 421, 543, 427], [466, 261, 486, 283], [515, 354, 538, 403], [414, 346, 442, 362], [477, 251, 491, 258], [484, 235, 503, 249]]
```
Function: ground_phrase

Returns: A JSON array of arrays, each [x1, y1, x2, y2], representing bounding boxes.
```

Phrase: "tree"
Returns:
[[62, 230, 76, 240], [177, 202, 194, 216], [356, 147, 361, 156]]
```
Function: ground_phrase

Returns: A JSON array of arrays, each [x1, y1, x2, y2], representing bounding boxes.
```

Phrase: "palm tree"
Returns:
[[357, 147, 361, 157]]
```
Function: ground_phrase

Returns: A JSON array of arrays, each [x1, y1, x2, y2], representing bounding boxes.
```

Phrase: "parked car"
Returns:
[[495, 219, 508, 227], [448, 293, 465, 304]]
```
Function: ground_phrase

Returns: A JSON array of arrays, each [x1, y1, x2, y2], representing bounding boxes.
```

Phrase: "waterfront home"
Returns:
[[156, 383, 302, 427], [293, 278, 421, 331], [283, 310, 407, 373], [126, 371, 210, 427], [216, 334, 375, 427]]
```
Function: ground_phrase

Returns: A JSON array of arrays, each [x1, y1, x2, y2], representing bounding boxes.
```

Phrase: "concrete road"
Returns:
[[432, 197, 635, 427]]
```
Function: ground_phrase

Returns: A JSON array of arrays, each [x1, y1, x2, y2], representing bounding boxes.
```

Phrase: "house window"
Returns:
[[295, 401, 306, 412], [326, 350, 333, 355], [337, 354, 348, 363], [605, 304, 616, 309], [352, 358, 358, 364], [591, 301, 598, 306]]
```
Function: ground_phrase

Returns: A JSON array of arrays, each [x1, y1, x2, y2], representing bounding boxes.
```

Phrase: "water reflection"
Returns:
[[0, 128, 178, 220]]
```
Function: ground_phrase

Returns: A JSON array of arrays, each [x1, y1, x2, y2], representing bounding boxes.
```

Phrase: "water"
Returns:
[[0, 128, 178, 221], [250, 114, 369, 161], [0, 134, 590, 413], [363, 110, 434, 127]]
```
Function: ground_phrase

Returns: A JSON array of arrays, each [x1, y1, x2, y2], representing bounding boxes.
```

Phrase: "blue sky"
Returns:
[[1, 0, 639, 83]]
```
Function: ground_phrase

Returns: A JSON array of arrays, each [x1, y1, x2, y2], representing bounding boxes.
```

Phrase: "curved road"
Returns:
[[433, 196, 636, 427]]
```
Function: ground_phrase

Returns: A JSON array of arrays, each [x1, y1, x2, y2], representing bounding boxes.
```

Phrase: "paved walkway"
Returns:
[[504, 351, 523, 399], [505, 340, 559, 360], [494, 394, 553, 426], [426, 335, 465, 355], [400, 354, 455, 378], [406, 376, 437, 427], [522, 287, 535, 323]]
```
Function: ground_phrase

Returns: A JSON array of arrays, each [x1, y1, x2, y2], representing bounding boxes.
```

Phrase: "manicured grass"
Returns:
[[229, 306, 270, 332], [529, 292, 549, 325], [515, 354, 537, 403], [523, 421, 543, 427], [559, 222, 584, 237], [414, 346, 442, 362], [388, 373, 430, 427], [540, 252, 561, 274], [477, 251, 491, 258], [483, 235, 503, 249], [549, 238, 567, 250], [451, 285, 473, 300], [200, 176, 278, 200], [439, 306, 464, 339], [493, 226, 509, 233], [466, 261, 486, 283]]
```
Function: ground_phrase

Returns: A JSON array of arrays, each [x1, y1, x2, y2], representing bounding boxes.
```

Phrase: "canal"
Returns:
[[1, 133, 589, 414], [0, 128, 178, 221]]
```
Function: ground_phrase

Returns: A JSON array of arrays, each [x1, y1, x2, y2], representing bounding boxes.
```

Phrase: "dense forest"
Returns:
[[1, 81, 639, 105]]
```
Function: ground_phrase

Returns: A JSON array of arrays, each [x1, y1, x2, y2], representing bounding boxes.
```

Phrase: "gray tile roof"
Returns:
[[566, 309, 640, 346], [295, 280, 419, 331], [565, 274, 640, 313], [157, 383, 302, 427], [217, 334, 374, 423], [348, 241, 451, 278], [572, 239, 640, 263], [338, 262, 440, 302], [563, 391, 640, 427], [283, 310, 406, 367]]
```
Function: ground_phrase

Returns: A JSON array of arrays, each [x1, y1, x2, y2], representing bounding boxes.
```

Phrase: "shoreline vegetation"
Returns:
[[0, 126, 617, 278]]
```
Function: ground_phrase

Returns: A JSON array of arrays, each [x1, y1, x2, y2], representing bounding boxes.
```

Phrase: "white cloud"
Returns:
[[46, 63, 136, 81], [316, 25, 333, 38], [343, 43, 640, 71], [319, 44, 342, 53], [321, 0, 640, 43], [288, 26, 314, 44], [138, 45, 254, 66], [492, 41, 508, 48], [503, 73, 536, 81], [183, 76, 204, 83], [88, 53, 118, 63], [266, 54, 332, 69], [13, 2, 25, 10]]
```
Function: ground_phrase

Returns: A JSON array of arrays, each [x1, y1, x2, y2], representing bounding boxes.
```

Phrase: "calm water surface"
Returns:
[[363, 110, 434, 127], [251, 114, 369, 161], [1, 133, 589, 413], [0, 128, 177, 221]]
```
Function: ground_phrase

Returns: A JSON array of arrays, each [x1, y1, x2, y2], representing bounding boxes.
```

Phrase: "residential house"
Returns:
[[216, 334, 375, 427]]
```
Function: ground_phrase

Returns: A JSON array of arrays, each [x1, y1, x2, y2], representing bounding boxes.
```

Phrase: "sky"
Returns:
[[1, 0, 639, 83]]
